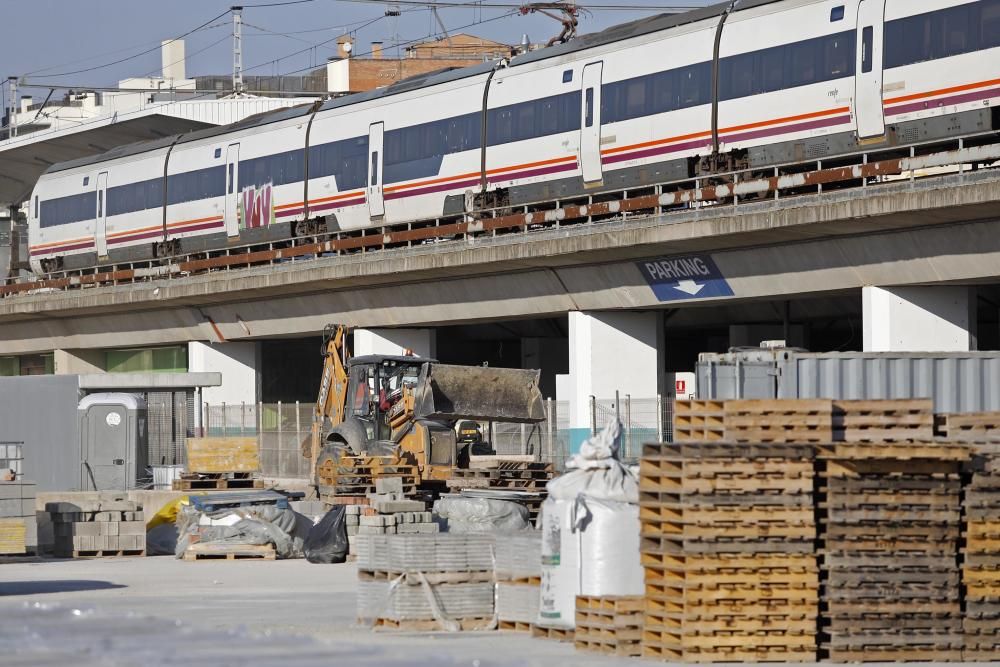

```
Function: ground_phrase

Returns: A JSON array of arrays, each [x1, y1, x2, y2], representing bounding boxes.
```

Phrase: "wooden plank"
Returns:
[[0, 518, 27, 555], [182, 543, 275, 561], [185, 437, 259, 473]]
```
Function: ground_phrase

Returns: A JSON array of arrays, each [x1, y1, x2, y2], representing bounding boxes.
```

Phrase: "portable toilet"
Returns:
[[78, 393, 148, 490]]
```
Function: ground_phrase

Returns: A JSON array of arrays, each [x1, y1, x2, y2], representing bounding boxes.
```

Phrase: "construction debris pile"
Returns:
[[0, 479, 36, 555], [47, 497, 145, 558]]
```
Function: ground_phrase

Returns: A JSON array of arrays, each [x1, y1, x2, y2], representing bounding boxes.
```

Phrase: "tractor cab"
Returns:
[[345, 355, 431, 442]]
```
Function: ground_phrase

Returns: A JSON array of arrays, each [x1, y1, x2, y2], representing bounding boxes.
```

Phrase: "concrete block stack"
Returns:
[[356, 533, 496, 630], [640, 439, 819, 663], [47, 498, 145, 558], [345, 478, 437, 555], [495, 531, 542, 632], [818, 441, 967, 662], [0, 480, 37, 555], [963, 450, 1000, 661]]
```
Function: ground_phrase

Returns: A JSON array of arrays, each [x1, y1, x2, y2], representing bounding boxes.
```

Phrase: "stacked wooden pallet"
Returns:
[[640, 440, 819, 663], [964, 455, 1000, 661], [818, 441, 968, 662], [574, 596, 644, 657], [936, 411, 1000, 442], [675, 399, 832, 444], [0, 480, 36, 555], [321, 456, 418, 500], [447, 461, 553, 522], [833, 399, 934, 442]]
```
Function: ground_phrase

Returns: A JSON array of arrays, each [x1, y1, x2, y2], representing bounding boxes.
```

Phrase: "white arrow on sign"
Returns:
[[673, 279, 705, 295]]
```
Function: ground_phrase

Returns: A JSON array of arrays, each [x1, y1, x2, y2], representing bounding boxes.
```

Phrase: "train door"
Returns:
[[580, 62, 604, 184], [368, 122, 385, 218], [225, 143, 241, 236], [855, 0, 886, 138], [95, 171, 108, 258]]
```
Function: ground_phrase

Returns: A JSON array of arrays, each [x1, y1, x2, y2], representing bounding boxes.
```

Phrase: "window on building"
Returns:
[[106, 346, 188, 373]]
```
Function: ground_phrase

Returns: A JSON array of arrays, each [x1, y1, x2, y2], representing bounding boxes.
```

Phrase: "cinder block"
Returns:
[[346, 525, 359, 536], [346, 515, 359, 526], [360, 514, 395, 527], [0, 499, 21, 517], [358, 525, 386, 535], [119, 521, 145, 536], [373, 499, 424, 514], [344, 504, 362, 516], [374, 477, 404, 495], [68, 522, 101, 536], [416, 522, 439, 533], [102, 522, 119, 536]]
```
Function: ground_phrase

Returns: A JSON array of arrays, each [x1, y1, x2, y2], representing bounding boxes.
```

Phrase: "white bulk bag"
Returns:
[[538, 420, 642, 628]]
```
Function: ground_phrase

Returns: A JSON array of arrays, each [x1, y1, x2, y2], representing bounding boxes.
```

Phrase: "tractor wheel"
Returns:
[[314, 441, 350, 496]]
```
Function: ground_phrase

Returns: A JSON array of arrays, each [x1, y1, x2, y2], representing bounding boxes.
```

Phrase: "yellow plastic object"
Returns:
[[146, 496, 191, 530]]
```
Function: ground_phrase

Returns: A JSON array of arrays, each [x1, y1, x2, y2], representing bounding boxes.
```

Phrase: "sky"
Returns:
[[0, 0, 715, 97]]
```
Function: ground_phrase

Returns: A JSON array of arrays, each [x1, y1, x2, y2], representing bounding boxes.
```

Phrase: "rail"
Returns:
[[4, 129, 1000, 298]]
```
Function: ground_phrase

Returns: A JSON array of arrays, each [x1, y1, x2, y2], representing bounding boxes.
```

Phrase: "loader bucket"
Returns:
[[412, 363, 546, 423]]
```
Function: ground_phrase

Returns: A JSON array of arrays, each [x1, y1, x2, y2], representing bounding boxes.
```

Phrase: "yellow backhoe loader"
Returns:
[[306, 324, 545, 495]]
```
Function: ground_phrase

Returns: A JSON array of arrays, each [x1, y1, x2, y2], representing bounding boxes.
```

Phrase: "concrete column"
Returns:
[[354, 328, 436, 358], [53, 349, 105, 375], [188, 341, 260, 405], [561, 311, 664, 453], [862, 286, 977, 352]]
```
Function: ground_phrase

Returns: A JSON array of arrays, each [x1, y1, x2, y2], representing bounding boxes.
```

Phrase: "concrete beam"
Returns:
[[2, 171, 1000, 353]]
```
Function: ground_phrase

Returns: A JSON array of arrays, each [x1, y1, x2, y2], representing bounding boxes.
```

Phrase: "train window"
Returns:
[[787, 40, 819, 87], [39, 191, 96, 228], [679, 63, 709, 108], [97, 191, 103, 218], [562, 69, 573, 83], [984, 0, 1000, 49], [861, 27, 873, 73], [33, 196, 37, 219], [214, 148, 222, 159], [760, 46, 784, 93], [370, 152, 378, 186], [941, 5, 971, 57], [228, 164, 234, 194], [625, 79, 647, 118], [83, 176, 89, 187], [825, 34, 852, 78], [651, 70, 676, 115], [830, 6, 844, 22], [585, 88, 594, 127], [720, 51, 755, 101]]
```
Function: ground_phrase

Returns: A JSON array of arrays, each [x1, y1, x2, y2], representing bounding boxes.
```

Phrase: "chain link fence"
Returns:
[[196, 395, 674, 480]]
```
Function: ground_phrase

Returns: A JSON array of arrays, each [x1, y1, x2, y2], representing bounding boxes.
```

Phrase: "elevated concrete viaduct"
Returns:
[[2, 167, 1000, 446]]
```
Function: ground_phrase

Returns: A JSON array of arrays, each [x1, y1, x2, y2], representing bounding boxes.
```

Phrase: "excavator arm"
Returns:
[[308, 324, 350, 482]]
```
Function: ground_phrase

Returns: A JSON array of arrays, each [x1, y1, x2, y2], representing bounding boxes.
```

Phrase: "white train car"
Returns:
[[27, 0, 1000, 274]]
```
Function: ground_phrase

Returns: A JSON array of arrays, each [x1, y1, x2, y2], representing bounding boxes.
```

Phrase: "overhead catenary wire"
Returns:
[[26, 9, 234, 79], [330, 0, 699, 11]]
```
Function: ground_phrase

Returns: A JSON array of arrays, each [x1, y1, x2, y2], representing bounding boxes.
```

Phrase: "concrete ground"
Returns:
[[0, 555, 641, 666]]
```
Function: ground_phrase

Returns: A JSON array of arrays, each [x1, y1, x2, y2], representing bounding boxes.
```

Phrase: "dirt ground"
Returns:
[[0, 555, 642, 666]]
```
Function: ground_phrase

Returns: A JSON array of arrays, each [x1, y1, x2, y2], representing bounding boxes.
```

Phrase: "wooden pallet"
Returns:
[[498, 619, 532, 632], [182, 543, 276, 561], [172, 476, 264, 491], [531, 624, 575, 641], [935, 411, 1000, 441], [832, 399, 935, 442], [374, 617, 494, 631], [55, 549, 145, 558]]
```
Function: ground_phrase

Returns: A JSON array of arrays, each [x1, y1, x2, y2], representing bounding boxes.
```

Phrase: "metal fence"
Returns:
[[197, 395, 674, 479]]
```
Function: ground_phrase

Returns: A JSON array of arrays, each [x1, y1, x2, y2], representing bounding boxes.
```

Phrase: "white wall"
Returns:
[[354, 328, 436, 358], [863, 285, 976, 351], [188, 341, 259, 405], [327, 59, 350, 94], [564, 311, 663, 431]]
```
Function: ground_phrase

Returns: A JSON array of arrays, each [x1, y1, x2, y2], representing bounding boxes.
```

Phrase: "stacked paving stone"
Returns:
[[356, 533, 496, 630], [47, 498, 145, 558], [0, 480, 37, 555], [963, 449, 1000, 661], [495, 531, 542, 632], [818, 441, 967, 662], [640, 439, 819, 663]]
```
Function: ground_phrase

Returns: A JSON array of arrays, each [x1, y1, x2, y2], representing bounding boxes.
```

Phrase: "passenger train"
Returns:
[[28, 0, 1000, 274]]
